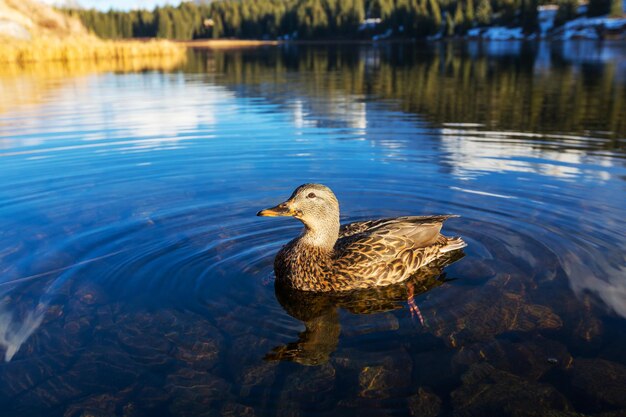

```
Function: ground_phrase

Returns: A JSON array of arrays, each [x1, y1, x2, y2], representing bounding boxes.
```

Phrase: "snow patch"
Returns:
[[468, 26, 525, 40], [467, 14, 626, 40], [538, 7, 557, 35], [552, 16, 626, 40], [0, 19, 31, 40]]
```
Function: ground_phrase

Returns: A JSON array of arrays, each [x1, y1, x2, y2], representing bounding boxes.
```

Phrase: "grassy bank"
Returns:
[[0, 37, 187, 64]]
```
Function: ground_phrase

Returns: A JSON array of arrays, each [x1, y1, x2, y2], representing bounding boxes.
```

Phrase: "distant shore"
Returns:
[[179, 39, 419, 48], [180, 39, 280, 49], [178, 13, 626, 46], [178, 35, 624, 49]]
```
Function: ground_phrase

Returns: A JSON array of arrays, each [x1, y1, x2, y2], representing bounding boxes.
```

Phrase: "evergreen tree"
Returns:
[[446, 11, 455, 36], [368, 0, 394, 19], [521, 0, 538, 34], [429, 0, 442, 29], [105, 10, 119, 38], [500, 0, 518, 24], [610, 0, 623, 17], [466, 0, 476, 23], [453, 3, 465, 34], [347, 0, 366, 33], [296, 0, 329, 38], [92, 12, 107, 37], [155, 8, 173, 38], [224, 6, 242, 37], [136, 10, 155, 37], [118, 12, 133, 38], [554, 0, 577, 26], [588, 0, 610, 16], [476, 0, 492, 25], [171, 10, 184, 39], [212, 14, 224, 39], [392, 0, 412, 34]]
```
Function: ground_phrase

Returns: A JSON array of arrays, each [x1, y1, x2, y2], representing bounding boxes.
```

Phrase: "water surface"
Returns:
[[1, 42, 625, 416]]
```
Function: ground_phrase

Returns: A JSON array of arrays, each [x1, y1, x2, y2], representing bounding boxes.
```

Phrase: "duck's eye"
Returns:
[[307, 192, 316, 199]]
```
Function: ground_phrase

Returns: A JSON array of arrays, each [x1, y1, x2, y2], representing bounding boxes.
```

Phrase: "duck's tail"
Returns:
[[439, 236, 467, 253]]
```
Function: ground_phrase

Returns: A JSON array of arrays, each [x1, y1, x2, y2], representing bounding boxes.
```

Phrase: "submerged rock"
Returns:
[[221, 402, 256, 417], [431, 273, 563, 347], [63, 393, 120, 417], [237, 361, 278, 397], [451, 363, 573, 416], [335, 347, 413, 398], [284, 363, 336, 394], [358, 365, 398, 398], [593, 411, 626, 417], [568, 358, 626, 410], [173, 339, 220, 368], [273, 363, 337, 414], [407, 387, 442, 417], [451, 336, 573, 380], [166, 368, 232, 417]]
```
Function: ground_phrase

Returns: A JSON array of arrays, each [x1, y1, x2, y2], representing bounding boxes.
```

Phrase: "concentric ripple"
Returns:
[[0, 43, 625, 417]]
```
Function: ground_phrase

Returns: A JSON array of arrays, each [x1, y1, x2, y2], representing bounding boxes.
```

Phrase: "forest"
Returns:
[[62, 0, 623, 40]]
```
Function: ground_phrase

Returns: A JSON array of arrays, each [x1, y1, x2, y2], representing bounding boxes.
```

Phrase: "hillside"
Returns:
[[0, 0, 186, 66], [62, 0, 626, 42], [0, 0, 86, 40]]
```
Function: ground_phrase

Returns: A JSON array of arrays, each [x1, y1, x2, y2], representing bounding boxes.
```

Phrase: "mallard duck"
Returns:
[[265, 250, 464, 365], [257, 183, 466, 292]]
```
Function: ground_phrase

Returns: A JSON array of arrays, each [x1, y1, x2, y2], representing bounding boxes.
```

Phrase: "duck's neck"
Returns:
[[298, 217, 340, 253]]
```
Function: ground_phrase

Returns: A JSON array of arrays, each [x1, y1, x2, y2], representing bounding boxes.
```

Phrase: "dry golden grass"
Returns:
[[0, 0, 185, 66], [0, 37, 187, 64]]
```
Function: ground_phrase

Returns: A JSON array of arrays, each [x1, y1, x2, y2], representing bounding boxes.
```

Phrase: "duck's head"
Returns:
[[257, 184, 340, 248]]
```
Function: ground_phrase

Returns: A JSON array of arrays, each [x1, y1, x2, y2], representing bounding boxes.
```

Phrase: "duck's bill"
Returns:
[[257, 203, 295, 217]]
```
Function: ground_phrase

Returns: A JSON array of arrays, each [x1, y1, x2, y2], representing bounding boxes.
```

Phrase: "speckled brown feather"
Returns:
[[275, 215, 465, 292]]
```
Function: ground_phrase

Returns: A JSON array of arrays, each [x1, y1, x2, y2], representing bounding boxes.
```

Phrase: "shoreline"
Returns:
[[180, 39, 280, 49], [178, 37, 625, 49], [180, 39, 425, 49], [179, 15, 626, 47]]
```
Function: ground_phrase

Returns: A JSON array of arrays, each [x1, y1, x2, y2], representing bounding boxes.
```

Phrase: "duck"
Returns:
[[265, 250, 464, 365], [257, 183, 466, 292]]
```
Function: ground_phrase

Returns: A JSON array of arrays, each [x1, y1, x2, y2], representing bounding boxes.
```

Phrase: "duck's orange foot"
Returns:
[[407, 282, 426, 326]]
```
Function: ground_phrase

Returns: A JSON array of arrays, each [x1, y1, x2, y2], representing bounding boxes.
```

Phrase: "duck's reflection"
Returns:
[[266, 251, 464, 365]]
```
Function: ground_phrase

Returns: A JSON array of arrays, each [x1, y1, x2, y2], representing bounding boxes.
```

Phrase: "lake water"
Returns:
[[0, 42, 625, 416]]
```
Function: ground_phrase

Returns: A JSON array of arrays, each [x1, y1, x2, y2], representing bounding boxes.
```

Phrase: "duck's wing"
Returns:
[[334, 215, 460, 287], [338, 220, 378, 238], [338, 215, 458, 242]]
